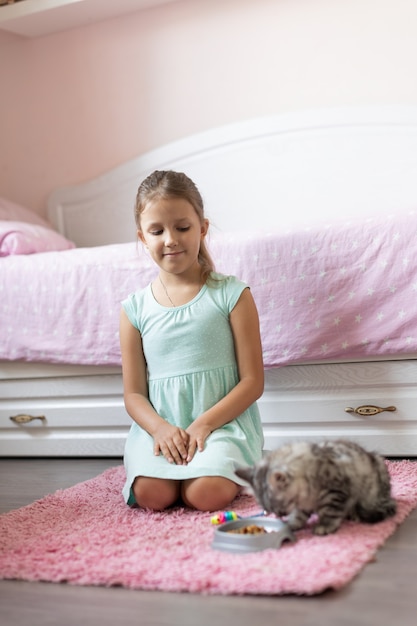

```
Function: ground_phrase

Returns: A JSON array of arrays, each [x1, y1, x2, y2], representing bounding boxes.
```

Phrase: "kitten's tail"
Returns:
[[356, 498, 397, 523]]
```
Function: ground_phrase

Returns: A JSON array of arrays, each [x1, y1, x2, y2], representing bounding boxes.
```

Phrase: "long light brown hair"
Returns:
[[135, 170, 215, 283]]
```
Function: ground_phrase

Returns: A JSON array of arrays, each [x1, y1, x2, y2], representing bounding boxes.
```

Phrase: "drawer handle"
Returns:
[[10, 414, 46, 424], [345, 405, 397, 417]]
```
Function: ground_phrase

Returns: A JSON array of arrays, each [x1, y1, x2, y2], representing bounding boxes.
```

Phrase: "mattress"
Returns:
[[1, 210, 417, 368]]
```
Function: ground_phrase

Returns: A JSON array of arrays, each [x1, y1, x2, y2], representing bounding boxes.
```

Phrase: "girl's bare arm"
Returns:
[[119, 309, 189, 464]]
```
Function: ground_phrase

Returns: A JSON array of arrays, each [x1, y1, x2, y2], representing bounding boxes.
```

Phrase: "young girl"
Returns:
[[120, 170, 264, 512]]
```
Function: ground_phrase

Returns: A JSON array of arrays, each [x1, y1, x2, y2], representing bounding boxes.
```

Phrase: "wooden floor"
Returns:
[[1, 458, 416, 626]]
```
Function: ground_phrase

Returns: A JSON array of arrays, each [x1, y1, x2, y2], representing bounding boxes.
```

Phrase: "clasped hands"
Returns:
[[152, 420, 212, 465]]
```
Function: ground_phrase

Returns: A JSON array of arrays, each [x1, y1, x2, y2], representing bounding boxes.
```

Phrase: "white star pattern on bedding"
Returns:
[[1, 210, 417, 367]]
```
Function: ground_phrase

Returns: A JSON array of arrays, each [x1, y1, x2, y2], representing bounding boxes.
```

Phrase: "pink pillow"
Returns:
[[0, 197, 52, 227], [0, 221, 75, 256]]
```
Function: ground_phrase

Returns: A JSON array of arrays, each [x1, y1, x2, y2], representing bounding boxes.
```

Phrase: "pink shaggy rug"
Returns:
[[1, 461, 417, 596]]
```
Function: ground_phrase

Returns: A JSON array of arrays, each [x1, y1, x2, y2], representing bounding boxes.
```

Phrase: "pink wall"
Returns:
[[1, 0, 417, 217]]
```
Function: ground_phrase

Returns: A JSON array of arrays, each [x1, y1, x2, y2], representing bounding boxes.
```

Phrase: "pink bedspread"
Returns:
[[1, 211, 417, 368]]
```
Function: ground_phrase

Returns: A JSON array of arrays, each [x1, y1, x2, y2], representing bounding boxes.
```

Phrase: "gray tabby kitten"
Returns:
[[235, 440, 396, 535]]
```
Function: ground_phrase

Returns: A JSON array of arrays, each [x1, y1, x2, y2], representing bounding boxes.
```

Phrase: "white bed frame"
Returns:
[[2, 106, 417, 457]]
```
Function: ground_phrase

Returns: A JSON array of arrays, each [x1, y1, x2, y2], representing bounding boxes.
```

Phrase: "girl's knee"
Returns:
[[182, 477, 240, 512], [132, 477, 180, 510]]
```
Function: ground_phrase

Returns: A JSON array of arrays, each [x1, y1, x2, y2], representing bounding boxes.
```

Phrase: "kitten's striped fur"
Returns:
[[235, 440, 396, 535]]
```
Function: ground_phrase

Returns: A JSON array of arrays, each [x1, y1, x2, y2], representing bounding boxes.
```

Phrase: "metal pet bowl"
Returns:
[[211, 517, 295, 553]]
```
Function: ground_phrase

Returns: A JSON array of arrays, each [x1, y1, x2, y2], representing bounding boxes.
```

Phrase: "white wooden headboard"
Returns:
[[48, 106, 417, 247]]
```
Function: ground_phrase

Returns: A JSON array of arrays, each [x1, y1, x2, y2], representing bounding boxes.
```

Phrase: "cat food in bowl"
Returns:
[[212, 517, 295, 553]]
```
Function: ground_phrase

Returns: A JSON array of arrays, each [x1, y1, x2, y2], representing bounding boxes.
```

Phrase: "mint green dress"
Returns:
[[121, 273, 264, 505]]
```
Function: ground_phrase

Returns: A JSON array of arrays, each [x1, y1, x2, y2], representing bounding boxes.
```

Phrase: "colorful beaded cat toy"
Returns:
[[210, 511, 239, 525], [210, 510, 266, 525]]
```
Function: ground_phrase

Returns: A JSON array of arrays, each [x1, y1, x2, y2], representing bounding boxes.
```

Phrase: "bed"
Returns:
[[1, 106, 417, 457]]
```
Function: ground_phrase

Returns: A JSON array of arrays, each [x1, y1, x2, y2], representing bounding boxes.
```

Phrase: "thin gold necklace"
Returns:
[[158, 273, 202, 307], [159, 274, 176, 307]]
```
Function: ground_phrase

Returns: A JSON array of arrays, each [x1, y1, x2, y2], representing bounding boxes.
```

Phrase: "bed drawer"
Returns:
[[0, 367, 130, 457], [259, 359, 417, 456], [2, 359, 417, 457]]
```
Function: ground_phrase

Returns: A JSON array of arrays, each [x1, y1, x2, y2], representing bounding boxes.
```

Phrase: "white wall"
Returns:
[[0, 0, 416, 216]]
